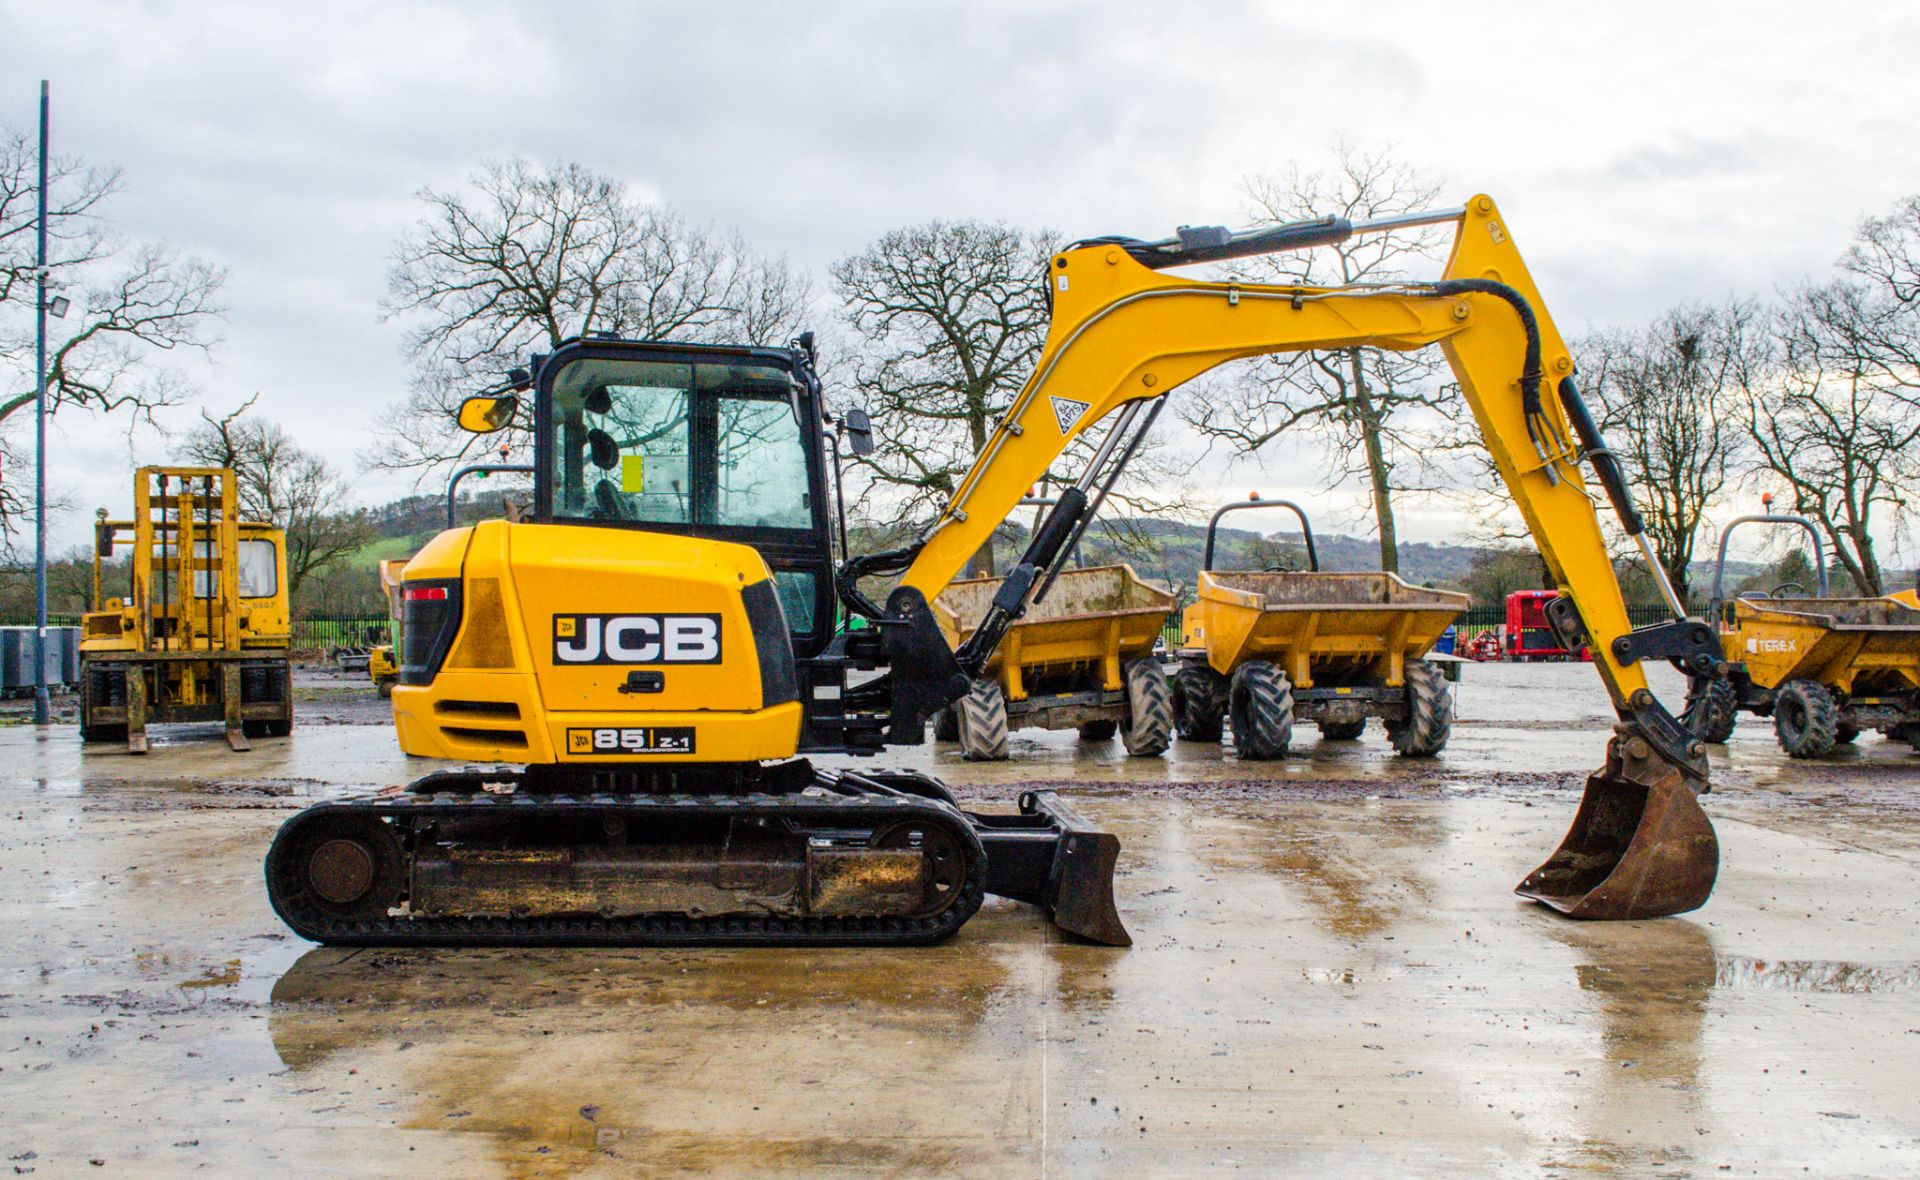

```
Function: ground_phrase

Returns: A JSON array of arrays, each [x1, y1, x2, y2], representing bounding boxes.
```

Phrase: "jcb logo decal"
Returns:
[[553, 614, 722, 665], [567, 726, 696, 755]]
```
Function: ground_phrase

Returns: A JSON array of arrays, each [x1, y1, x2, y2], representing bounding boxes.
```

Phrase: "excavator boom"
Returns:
[[891, 194, 1721, 919]]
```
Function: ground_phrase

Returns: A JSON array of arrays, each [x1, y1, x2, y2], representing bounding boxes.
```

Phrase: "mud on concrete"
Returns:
[[2, 662, 1919, 1176]]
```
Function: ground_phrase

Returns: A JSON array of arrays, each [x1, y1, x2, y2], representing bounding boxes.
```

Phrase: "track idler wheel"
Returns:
[[266, 807, 406, 935], [871, 820, 972, 919], [1516, 726, 1719, 920]]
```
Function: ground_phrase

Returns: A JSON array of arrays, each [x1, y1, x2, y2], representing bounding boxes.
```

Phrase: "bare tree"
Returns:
[[0, 127, 227, 536], [1575, 301, 1760, 599], [1184, 146, 1453, 573], [1739, 287, 1918, 596], [831, 220, 1059, 576], [1717, 196, 1920, 596], [378, 158, 811, 475], [186, 399, 372, 603]]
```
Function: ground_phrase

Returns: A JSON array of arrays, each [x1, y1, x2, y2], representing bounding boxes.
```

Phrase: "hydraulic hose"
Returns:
[[1427, 278, 1566, 481], [838, 544, 921, 622]]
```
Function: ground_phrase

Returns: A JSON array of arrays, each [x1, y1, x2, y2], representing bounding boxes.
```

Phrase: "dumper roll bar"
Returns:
[[1709, 515, 1828, 620], [1202, 499, 1318, 573]]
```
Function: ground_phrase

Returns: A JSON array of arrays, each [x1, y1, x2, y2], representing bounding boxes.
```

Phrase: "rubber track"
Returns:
[[1388, 659, 1452, 757], [266, 787, 987, 948], [1122, 658, 1173, 756]]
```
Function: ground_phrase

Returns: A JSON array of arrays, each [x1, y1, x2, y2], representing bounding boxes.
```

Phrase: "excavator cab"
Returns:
[[537, 342, 841, 658]]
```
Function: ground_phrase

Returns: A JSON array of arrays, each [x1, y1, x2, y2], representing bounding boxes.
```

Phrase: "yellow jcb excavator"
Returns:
[[266, 194, 1724, 947]]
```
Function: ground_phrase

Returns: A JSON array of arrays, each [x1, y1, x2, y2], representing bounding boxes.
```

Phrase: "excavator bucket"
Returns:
[[1516, 728, 1719, 920]]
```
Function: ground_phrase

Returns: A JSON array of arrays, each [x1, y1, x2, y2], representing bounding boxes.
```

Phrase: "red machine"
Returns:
[[1505, 590, 1592, 662]]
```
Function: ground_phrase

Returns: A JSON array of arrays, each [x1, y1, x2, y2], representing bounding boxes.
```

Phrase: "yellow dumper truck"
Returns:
[[933, 562, 1176, 761], [1685, 515, 1920, 756], [1171, 498, 1467, 759], [80, 466, 293, 752], [367, 558, 406, 697]]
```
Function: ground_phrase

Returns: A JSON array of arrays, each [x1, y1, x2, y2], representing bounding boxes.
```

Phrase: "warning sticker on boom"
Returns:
[[1050, 396, 1091, 434]]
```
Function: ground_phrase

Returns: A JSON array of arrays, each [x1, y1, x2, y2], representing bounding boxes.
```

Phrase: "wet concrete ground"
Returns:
[[2, 662, 1918, 1176]]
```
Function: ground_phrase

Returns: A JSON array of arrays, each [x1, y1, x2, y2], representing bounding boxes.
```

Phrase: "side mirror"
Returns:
[[456, 393, 519, 434], [842, 407, 875, 457]]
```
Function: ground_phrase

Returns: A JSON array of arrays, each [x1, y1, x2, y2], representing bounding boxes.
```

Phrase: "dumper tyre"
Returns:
[[1174, 659, 1228, 742], [1773, 679, 1839, 758], [1681, 676, 1739, 744], [932, 705, 960, 742], [1387, 660, 1452, 757], [1078, 719, 1118, 742], [377, 680, 394, 701], [1121, 658, 1173, 757], [1229, 661, 1292, 760], [957, 679, 1009, 762], [1318, 718, 1367, 741]]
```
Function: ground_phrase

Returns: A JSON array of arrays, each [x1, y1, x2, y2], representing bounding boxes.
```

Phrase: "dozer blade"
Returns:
[[1516, 727, 1719, 920], [971, 790, 1131, 946]]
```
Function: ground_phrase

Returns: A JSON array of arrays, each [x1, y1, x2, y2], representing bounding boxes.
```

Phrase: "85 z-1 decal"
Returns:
[[566, 726, 696, 755], [553, 613, 721, 664]]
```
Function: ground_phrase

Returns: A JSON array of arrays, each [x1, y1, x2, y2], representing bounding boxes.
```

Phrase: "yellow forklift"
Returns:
[[80, 466, 294, 752]]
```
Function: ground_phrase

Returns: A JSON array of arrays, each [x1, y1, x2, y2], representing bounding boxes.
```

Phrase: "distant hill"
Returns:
[[1070, 518, 1492, 597], [325, 490, 1769, 615]]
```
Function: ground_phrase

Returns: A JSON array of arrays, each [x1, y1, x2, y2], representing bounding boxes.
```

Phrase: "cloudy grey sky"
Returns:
[[5, 1, 1917, 558]]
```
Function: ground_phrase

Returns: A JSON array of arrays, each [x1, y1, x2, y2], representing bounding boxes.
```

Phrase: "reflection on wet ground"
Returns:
[[3, 662, 1919, 1174], [1714, 955, 1920, 992]]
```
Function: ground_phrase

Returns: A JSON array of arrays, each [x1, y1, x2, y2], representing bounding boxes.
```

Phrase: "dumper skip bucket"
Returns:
[[1516, 727, 1719, 920]]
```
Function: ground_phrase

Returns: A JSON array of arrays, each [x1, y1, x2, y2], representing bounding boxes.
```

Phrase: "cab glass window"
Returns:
[[549, 357, 812, 532], [238, 539, 278, 598], [771, 569, 817, 635]]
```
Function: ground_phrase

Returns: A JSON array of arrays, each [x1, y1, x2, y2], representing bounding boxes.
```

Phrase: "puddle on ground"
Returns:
[[135, 937, 314, 1005], [1714, 956, 1920, 993]]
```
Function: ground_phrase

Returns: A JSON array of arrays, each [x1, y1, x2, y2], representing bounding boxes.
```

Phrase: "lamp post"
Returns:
[[32, 80, 50, 727]]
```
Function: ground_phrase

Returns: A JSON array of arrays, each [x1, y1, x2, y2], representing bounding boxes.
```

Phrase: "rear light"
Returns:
[[400, 578, 463, 687]]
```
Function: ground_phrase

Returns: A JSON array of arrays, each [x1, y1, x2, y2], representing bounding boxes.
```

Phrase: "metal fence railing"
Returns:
[[294, 617, 390, 651]]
